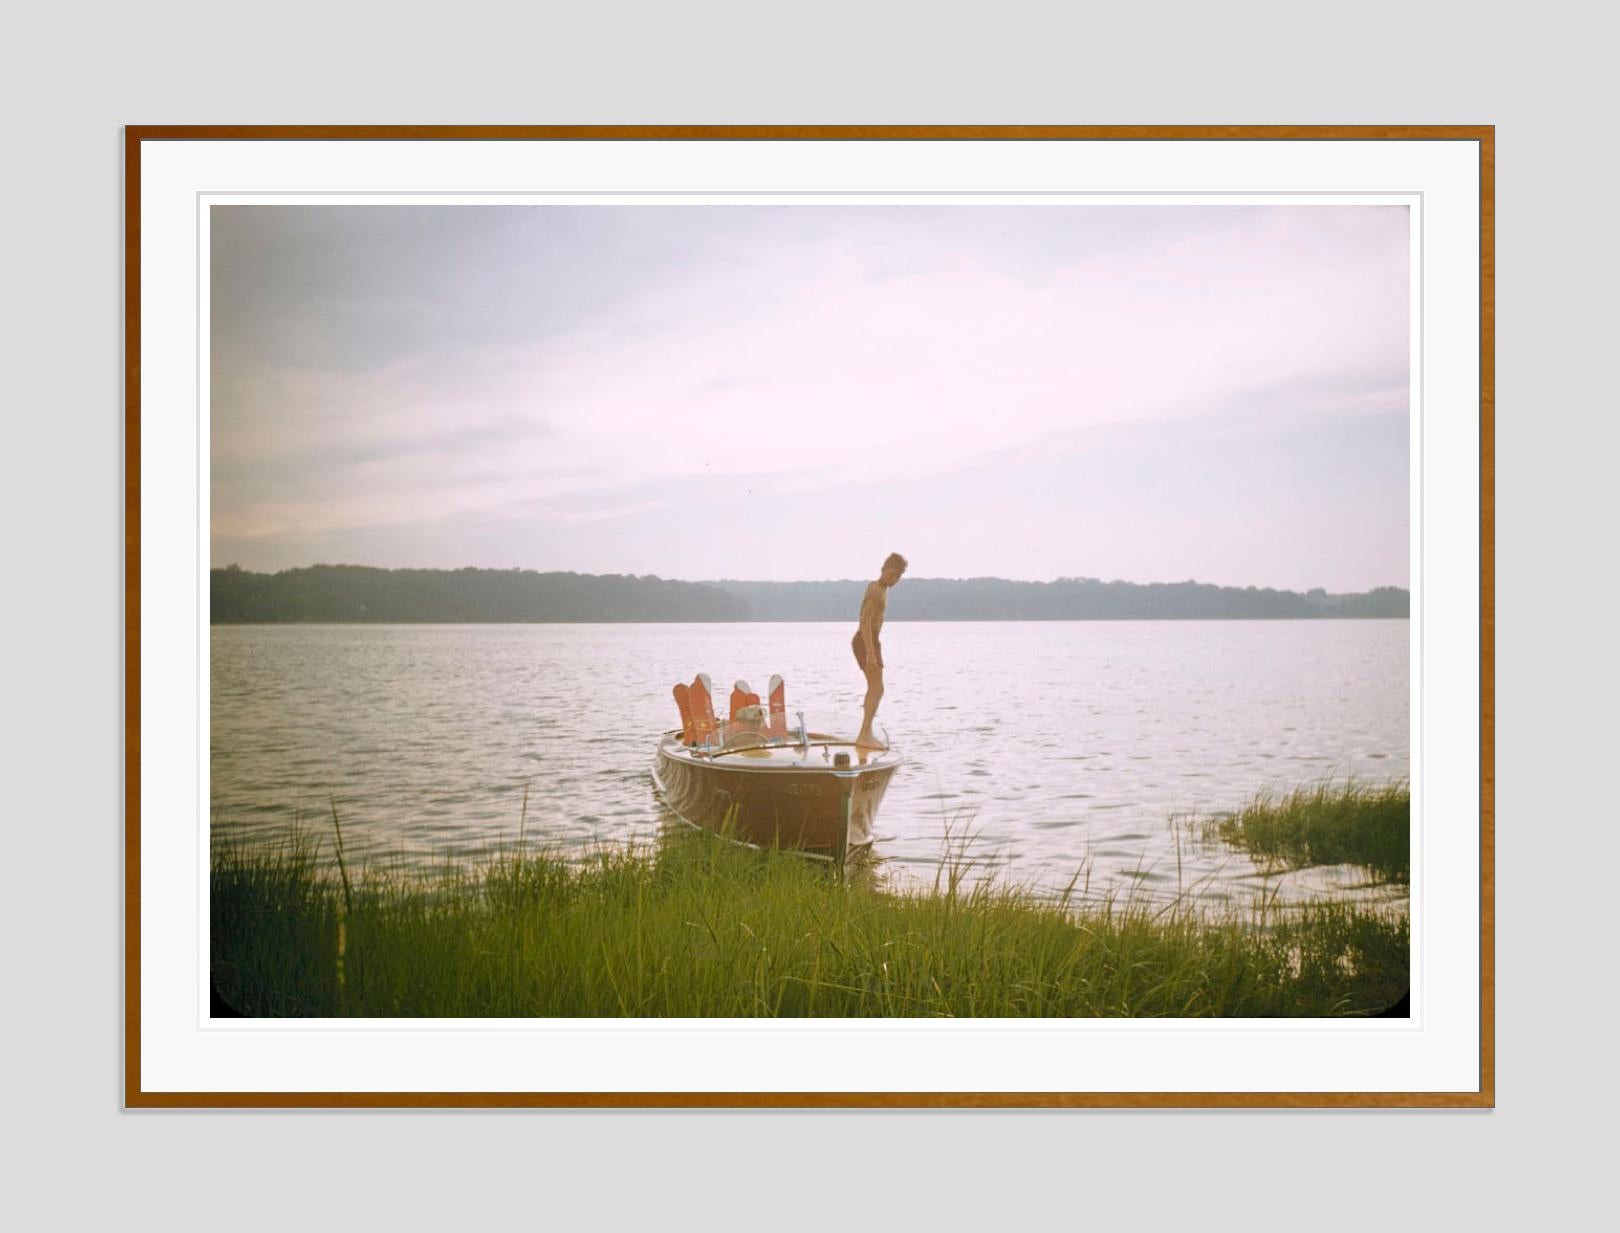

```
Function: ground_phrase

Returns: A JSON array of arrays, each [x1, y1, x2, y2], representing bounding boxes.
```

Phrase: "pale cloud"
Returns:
[[211, 204, 1408, 588]]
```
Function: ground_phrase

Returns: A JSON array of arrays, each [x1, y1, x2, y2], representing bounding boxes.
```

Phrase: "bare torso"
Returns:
[[853, 581, 887, 670], [863, 581, 887, 641]]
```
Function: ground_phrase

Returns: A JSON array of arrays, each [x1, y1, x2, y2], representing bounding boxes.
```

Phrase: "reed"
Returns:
[[1205, 780, 1409, 883], [211, 802, 1408, 1019]]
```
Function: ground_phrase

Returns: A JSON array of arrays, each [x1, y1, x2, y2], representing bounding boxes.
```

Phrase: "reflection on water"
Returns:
[[650, 812, 889, 894], [211, 620, 1409, 906]]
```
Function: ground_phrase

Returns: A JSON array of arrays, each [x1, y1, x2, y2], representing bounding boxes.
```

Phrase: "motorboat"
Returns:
[[651, 674, 900, 862]]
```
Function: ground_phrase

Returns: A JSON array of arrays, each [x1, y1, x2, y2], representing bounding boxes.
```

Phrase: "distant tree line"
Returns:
[[714, 577, 1410, 620], [211, 565, 749, 623], [211, 564, 1409, 623]]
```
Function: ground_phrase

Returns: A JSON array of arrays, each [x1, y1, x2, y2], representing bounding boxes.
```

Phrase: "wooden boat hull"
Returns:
[[651, 732, 898, 860]]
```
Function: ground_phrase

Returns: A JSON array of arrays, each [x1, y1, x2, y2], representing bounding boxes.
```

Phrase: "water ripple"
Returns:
[[212, 620, 1409, 905]]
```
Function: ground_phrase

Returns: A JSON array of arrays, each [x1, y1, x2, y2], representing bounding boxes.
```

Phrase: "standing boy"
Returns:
[[853, 552, 907, 749]]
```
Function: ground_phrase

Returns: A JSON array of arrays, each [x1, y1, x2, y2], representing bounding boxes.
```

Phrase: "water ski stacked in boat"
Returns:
[[652, 673, 900, 861]]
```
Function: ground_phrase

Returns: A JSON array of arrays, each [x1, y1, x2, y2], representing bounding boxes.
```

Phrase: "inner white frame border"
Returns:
[[136, 138, 1479, 1095]]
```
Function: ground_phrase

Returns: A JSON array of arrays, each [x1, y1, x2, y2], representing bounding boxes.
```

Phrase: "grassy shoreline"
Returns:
[[212, 785, 1409, 1018], [1204, 781, 1409, 884]]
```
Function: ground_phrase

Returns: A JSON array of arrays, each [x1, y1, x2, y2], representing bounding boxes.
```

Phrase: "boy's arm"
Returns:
[[858, 583, 881, 661]]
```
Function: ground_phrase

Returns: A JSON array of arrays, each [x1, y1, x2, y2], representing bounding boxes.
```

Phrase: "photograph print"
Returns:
[[209, 200, 1411, 1019]]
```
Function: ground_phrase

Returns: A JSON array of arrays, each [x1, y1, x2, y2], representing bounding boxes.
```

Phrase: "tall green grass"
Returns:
[[212, 810, 1407, 1018], [1206, 781, 1409, 883]]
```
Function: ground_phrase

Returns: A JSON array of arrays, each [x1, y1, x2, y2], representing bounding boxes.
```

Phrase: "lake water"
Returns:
[[211, 620, 1409, 907]]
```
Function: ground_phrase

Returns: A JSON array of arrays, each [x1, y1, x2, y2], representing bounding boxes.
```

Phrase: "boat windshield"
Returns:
[[681, 714, 858, 753]]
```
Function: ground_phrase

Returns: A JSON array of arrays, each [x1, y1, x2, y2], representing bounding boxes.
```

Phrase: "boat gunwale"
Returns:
[[654, 731, 900, 776]]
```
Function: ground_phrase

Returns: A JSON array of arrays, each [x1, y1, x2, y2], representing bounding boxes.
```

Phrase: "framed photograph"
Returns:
[[126, 125, 1492, 1107]]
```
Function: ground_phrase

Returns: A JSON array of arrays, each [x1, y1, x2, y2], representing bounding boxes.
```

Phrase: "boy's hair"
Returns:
[[883, 552, 908, 574]]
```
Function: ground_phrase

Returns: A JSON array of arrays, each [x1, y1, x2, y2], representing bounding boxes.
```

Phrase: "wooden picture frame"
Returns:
[[126, 125, 1492, 1108]]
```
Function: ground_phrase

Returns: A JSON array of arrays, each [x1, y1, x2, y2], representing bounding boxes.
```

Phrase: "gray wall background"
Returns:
[[5, 1, 1609, 1226]]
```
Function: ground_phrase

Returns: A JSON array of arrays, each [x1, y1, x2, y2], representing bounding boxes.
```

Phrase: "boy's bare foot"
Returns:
[[854, 732, 887, 751]]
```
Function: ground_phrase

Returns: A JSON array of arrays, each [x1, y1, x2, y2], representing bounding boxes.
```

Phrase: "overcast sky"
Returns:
[[211, 204, 1409, 590]]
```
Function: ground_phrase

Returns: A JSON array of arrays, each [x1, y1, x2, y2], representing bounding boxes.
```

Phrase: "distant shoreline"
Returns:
[[211, 565, 1410, 624]]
